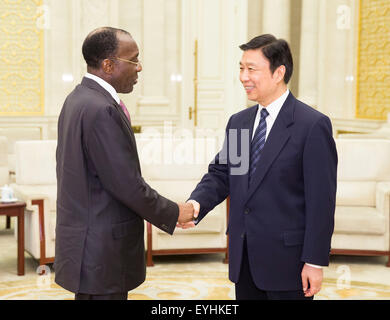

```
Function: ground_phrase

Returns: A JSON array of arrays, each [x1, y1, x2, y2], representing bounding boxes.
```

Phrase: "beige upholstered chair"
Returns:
[[136, 134, 228, 266], [12, 140, 57, 266], [0, 128, 42, 180], [332, 138, 390, 266]]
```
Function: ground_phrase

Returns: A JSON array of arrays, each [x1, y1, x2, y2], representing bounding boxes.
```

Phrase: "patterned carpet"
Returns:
[[1, 266, 390, 300], [1, 218, 390, 300]]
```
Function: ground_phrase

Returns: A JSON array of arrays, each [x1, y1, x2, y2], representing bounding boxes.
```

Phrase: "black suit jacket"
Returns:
[[190, 93, 337, 291], [55, 77, 179, 294]]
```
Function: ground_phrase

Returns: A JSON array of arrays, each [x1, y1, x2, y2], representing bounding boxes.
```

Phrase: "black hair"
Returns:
[[239, 34, 293, 84], [82, 27, 131, 69]]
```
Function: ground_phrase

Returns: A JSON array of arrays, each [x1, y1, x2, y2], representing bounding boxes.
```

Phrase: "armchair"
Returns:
[[11, 140, 57, 266], [136, 134, 228, 266], [331, 138, 390, 266]]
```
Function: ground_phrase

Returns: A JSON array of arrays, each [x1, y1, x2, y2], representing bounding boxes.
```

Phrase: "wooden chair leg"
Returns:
[[147, 252, 154, 267], [223, 250, 229, 264], [31, 200, 47, 266], [6, 216, 11, 229]]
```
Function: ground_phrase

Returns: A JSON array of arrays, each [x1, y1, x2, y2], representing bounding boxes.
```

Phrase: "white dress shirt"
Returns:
[[252, 89, 289, 141], [85, 73, 120, 105]]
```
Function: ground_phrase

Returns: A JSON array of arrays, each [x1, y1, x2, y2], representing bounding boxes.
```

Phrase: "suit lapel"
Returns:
[[112, 101, 133, 137], [244, 93, 296, 203], [240, 105, 259, 192], [81, 77, 138, 158], [113, 103, 138, 149]]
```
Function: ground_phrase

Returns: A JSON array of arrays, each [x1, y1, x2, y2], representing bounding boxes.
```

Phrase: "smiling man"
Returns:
[[182, 34, 338, 300], [55, 27, 195, 300]]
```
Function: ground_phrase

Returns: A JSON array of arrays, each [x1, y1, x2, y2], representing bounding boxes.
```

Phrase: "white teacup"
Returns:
[[1, 185, 14, 201]]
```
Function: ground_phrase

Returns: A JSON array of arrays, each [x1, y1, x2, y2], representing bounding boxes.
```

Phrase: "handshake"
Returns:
[[176, 200, 200, 229]]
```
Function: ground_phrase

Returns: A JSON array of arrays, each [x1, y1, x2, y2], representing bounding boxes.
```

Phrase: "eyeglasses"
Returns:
[[113, 57, 142, 68]]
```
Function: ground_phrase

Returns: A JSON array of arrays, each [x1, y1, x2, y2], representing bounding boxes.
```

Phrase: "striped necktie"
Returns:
[[119, 100, 131, 122], [248, 108, 269, 185]]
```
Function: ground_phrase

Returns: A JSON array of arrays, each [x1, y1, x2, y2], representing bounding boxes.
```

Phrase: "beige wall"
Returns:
[[0, 0, 389, 144]]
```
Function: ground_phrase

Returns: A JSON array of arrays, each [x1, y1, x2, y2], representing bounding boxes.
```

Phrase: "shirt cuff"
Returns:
[[305, 263, 323, 269], [186, 199, 200, 224]]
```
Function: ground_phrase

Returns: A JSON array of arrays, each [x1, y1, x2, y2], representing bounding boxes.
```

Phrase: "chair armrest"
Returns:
[[376, 182, 390, 218], [11, 184, 55, 210]]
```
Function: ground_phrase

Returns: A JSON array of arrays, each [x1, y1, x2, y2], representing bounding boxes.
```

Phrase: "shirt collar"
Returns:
[[259, 89, 290, 120], [85, 73, 120, 105]]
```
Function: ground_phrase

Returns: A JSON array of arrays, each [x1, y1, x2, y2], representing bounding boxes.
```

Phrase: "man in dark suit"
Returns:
[[179, 34, 337, 300], [55, 27, 195, 300]]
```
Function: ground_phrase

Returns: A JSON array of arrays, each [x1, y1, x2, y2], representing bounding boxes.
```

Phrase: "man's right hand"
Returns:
[[176, 200, 200, 229], [177, 202, 197, 224]]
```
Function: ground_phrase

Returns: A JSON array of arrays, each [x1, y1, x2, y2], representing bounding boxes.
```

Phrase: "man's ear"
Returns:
[[102, 58, 114, 74], [274, 65, 286, 84]]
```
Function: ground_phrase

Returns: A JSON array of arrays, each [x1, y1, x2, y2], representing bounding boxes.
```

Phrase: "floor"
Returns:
[[1, 216, 390, 300]]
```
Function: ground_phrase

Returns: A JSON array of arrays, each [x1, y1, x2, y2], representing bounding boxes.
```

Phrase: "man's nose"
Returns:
[[240, 69, 249, 82]]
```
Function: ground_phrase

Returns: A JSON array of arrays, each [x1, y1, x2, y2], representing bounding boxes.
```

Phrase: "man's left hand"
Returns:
[[301, 264, 323, 297]]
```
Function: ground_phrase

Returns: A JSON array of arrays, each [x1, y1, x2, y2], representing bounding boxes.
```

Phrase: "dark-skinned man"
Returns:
[[55, 27, 195, 300]]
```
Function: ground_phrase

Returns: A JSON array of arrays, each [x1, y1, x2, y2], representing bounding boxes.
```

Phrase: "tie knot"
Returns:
[[120, 100, 126, 108], [260, 108, 269, 119]]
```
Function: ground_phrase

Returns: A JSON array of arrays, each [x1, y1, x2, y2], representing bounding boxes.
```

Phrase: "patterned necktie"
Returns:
[[249, 108, 269, 185], [119, 100, 131, 122]]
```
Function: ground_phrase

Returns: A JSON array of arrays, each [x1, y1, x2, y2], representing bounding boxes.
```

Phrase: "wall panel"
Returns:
[[0, 0, 44, 116], [357, 0, 390, 120]]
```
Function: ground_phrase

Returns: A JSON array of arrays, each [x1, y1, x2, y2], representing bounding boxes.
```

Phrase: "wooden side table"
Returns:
[[0, 201, 26, 275]]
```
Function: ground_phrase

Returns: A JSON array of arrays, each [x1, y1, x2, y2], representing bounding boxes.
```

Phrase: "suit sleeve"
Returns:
[[86, 106, 179, 235], [301, 116, 337, 266], [189, 117, 231, 223]]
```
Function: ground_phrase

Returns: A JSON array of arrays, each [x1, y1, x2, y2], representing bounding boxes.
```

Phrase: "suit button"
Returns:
[[241, 233, 245, 239], [244, 208, 250, 215]]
